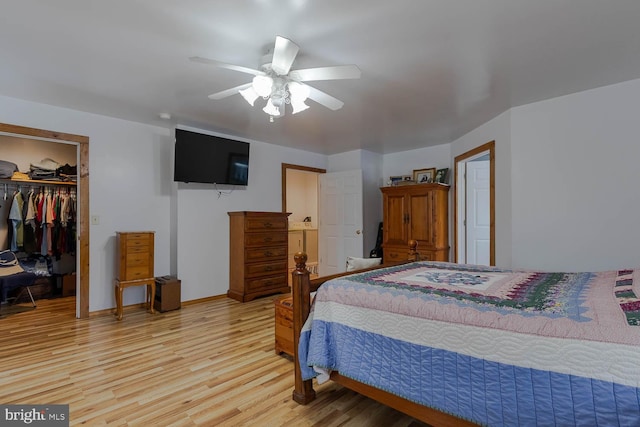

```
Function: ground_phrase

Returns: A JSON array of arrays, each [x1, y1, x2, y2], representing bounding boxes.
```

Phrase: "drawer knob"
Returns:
[[264, 251, 273, 256], [264, 222, 272, 228]]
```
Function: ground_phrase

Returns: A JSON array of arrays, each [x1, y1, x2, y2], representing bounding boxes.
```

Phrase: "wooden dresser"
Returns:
[[228, 211, 291, 302], [380, 183, 449, 262], [115, 231, 155, 320]]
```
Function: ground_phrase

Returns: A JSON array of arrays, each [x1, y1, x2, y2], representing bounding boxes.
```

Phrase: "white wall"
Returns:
[[176, 135, 326, 300], [0, 95, 173, 312], [382, 143, 451, 183], [510, 78, 640, 271], [451, 110, 512, 267]]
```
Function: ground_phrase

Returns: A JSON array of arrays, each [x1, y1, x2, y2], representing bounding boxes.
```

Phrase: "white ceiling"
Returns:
[[2, 1, 640, 155]]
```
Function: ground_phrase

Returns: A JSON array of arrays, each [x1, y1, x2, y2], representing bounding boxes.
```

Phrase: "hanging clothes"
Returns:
[[45, 190, 55, 255], [65, 192, 77, 254], [3, 182, 77, 256], [39, 190, 49, 256], [22, 189, 37, 254], [8, 190, 24, 251]]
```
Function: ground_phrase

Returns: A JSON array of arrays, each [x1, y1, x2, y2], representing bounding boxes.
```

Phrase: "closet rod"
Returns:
[[0, 178, 77, 187], [1, 181, 76, 193]]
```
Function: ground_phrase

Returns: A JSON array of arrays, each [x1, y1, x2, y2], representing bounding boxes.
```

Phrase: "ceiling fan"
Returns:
[[190, 36, 361, 121]]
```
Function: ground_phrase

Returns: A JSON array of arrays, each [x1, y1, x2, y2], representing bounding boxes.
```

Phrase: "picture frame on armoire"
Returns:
[[413, 168, 436, 183], [389, 176, 403, 186], [435, 168, 449, 184]]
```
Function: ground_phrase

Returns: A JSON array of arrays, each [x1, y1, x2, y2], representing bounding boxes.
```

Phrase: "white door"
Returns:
[[466, 160, 490, 265], [318, 170, 363, 276]]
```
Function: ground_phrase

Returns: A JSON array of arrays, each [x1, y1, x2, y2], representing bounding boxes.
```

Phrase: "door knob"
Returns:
[[356, 230, 361, 235]]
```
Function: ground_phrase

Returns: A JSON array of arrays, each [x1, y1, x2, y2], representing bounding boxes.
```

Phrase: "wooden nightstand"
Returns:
[[274, 294, 294, 357]]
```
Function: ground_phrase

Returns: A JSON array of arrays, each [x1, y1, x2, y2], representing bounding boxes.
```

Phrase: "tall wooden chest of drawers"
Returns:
[[115, 231, 155, 320], [228, 211, 291, 302]]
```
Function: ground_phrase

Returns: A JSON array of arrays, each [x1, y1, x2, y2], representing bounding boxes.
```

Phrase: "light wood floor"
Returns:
[[0, 296, 429, 426]]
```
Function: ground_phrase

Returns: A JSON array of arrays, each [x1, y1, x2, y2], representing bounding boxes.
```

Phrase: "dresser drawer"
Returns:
[[126, 234, 151, 246], [245, 260, 288, 278], [245, 245, 287, 261], [245, 232, 288, 246], [124, 265, 153, 281], [245, 216, 288, 231], [385, 247, 432, 263], [126, 252, 150, 267], [245, 274, 287, 291], [125, 244, 150, 254], [384, 248, 407, 262]]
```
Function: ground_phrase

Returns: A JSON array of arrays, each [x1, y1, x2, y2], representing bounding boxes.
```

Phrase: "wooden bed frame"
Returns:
[[290, 241, 477, 426]]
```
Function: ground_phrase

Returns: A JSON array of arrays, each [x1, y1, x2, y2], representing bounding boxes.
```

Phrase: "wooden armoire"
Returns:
[[380, 183, 449, 262]]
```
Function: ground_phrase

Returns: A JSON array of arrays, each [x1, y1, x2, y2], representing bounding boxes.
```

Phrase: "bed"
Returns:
[[291, 244, 640, 426]]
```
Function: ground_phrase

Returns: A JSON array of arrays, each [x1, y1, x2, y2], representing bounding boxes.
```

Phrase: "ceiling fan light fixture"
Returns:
[[193, 36, 361, 119], [290, 98, 309, 114], [288, 81, 310, 101], [239, 86, 259, 106], [263, 98, 282, 117], [252, 75, 273, 97]]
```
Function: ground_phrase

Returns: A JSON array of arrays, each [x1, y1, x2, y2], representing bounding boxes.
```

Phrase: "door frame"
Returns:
[[0, 123, 90, 318], [281, 163, 326, 213], [453, 140, 495, 265], [281, 163, 326, 276]]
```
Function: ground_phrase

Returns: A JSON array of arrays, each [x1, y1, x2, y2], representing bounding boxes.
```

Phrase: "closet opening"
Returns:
[[0, 123, 89, 318]]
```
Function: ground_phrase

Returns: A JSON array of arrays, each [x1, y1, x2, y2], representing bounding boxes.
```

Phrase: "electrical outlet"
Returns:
[[91, 215, 100, 225]]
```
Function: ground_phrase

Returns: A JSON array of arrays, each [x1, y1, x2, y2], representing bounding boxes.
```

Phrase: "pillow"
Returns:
[[346, 256, 382, 272]]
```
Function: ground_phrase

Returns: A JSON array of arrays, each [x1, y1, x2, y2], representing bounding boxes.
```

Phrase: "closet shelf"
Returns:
[[0, 178, 77, 186]]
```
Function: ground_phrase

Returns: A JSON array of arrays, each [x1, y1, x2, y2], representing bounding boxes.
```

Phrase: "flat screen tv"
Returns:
[[174, 128, 250, 185]]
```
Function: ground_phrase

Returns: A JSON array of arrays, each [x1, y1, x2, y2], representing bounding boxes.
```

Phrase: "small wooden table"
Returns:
[[114, 231, 155, 320]]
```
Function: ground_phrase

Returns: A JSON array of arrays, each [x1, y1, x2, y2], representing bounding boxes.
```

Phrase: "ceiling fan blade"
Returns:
[[306, 86, 344, 111], [190, 56, 264, 76], [271, 36, 299, 76], [208, 83, 252, 100], [289, 65, 361, 82]]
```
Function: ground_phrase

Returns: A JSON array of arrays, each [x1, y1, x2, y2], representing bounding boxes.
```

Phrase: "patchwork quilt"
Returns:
[[299, 261, 640, 426]]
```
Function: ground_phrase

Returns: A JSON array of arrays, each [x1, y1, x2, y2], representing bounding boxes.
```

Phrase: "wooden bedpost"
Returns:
[[291, 251, 316, 404], [408, 239, 419, 261]]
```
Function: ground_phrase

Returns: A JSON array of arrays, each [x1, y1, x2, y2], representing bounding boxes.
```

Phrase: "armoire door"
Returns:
[[383, 192, 407, 247], [408, 190, 434, 248]]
